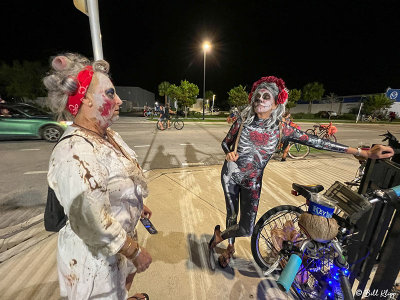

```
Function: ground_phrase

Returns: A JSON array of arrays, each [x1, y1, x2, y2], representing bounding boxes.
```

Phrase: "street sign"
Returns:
[[385, 88, 400, 101]]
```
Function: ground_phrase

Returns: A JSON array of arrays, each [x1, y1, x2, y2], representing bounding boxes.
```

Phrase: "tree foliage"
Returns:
[[0, 60, 46, 99], [158, 81, 171, 105], [167, 80, 199, 116], [302, 82, 325, 113], [205, 90, 214, 101], [286, 88, 301, 111], [363, 94, 394, 115], [227, 85, 248, 107]]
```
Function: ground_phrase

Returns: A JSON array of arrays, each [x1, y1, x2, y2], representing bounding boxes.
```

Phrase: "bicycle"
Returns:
[[306, 122, 338, 143], [275, 141, 311, 160], [251, 181, 400, 299], [156, 116, 184, 131]]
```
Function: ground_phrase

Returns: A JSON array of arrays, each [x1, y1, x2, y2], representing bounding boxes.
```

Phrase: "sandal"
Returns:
[[208, 225, 222, 270], [208, 225, 222, 250], [128, 293, 149, 300], [218, 244, 235, 268]]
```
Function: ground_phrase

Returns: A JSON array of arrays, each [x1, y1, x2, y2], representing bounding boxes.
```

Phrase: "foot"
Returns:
[[128, 293, 149, 300], [208, 225, 223, 250], [218, 244, 235, 268], [208, 225, 223, 271], [281, 158, 286, 162]]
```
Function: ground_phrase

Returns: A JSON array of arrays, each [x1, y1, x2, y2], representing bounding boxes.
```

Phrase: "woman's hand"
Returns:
[[226, 151, 239, 162], [365, 144, 394, 159], [141, 205, 152, 219], [133, 247, 152, 273]]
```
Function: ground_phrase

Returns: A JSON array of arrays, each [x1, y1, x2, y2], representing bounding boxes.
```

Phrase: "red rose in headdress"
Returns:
[[248, 75, 287, 104], [277, 89, 288, 104]]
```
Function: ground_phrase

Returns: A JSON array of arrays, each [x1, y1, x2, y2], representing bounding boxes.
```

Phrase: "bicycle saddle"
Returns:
[[292, 183, 324, 200]]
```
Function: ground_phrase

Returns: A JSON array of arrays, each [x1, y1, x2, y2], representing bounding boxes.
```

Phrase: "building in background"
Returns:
[[115, 86, 155, 112]]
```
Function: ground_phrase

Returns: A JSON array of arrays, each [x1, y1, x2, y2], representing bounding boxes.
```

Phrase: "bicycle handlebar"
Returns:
[[373, 185, 400, 209]]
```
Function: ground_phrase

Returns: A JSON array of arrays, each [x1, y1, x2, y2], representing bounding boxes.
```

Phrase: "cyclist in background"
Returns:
[[158, 105, 166, 130], [165, 104, 173, 129], [281, 112, 300, 161]]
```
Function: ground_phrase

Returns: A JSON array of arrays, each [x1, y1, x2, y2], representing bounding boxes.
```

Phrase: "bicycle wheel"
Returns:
[[251, 205, 305, 271], [174, 120, 184, 130], [306, 129, 316, 136], [324, 134, 337, 143], [288, 143, 310, 159], [157, 120, 167, 130]]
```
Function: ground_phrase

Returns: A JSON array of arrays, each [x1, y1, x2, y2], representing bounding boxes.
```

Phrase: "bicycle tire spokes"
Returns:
[[258, 210, 304, 264]]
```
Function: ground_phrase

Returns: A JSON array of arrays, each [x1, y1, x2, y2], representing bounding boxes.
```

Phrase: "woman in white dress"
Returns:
[[44, 53, 152, 300]]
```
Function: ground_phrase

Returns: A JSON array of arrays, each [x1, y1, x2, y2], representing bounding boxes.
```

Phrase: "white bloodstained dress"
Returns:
[[47, 126, 148, 300]]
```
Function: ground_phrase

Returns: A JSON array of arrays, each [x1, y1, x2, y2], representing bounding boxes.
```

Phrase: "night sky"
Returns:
[[1, 0, 400, 105]]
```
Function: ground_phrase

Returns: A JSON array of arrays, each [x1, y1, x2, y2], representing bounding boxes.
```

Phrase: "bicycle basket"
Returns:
[[324, 181, 372, 223]]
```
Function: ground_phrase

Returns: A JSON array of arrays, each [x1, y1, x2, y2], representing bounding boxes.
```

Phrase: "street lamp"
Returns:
[[202, 41, 211, 120], [212, 94, 215, 115]]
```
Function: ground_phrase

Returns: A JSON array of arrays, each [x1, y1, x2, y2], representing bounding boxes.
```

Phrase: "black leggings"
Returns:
[[220, 163, 262, 244]]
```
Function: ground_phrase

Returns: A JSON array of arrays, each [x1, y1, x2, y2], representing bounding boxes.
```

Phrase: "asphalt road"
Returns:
[[0, 117, 399, 228]]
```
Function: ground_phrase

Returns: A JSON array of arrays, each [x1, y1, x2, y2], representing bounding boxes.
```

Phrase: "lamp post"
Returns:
[[212, 94, 215, 115], [202, 41, 211, 120]]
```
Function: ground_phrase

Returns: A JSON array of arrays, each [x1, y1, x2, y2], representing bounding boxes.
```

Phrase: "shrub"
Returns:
[[292, 112, 304, 119], [337, 113, 356, 120]]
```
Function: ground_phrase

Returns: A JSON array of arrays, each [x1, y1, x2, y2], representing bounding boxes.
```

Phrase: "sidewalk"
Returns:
[[0, 157, 359, 300]]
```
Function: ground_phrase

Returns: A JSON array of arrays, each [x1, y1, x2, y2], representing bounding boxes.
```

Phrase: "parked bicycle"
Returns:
[[306, 122, 338, 143], [251, 181, 400, 300], [361, 115, 381, 123], [157, 116, 184, 131], [275, 141, 310, 160]]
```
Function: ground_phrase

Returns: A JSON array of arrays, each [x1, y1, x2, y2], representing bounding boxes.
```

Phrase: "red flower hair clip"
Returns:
[[248, 76, 288, 104]]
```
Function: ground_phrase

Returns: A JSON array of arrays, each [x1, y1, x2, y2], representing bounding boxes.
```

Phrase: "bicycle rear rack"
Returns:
[[324, 181, 372, 224]]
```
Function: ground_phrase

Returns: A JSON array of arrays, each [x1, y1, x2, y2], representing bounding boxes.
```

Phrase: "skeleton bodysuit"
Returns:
[[220, 116, 347, 243]]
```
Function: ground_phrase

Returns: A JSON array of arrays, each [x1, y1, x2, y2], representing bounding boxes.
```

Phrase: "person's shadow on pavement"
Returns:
[[149, 145, 180, 169]]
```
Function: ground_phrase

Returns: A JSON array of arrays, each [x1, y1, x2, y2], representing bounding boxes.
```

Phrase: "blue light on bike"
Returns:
[[334, 276, 339, 281], [343, 269, 349, 275], [328, 280, 333, 285], [327, 291, 332, 297]]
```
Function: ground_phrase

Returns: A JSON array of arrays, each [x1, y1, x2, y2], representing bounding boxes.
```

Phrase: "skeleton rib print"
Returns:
[[221, 116, 348, 188]]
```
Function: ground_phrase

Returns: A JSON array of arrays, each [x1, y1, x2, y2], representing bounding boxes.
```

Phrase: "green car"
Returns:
[[0, 103, 69, 142]]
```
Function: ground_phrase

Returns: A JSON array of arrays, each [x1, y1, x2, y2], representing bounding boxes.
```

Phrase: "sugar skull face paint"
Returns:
[[87, 73, 122, 129], [253, 88, 276, 113]]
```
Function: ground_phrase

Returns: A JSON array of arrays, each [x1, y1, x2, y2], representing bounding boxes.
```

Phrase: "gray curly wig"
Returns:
[[240, 82, 286, 128], [43, 53, 110, 121]]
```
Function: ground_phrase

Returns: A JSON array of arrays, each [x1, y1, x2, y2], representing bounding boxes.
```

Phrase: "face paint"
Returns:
[[87, 73, 122, 129], [253, 88, 275, 113]]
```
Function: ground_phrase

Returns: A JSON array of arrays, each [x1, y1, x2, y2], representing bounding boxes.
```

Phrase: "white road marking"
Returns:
[[133, 145, 150, 148], [24, 171, 48, 175], [20, 149, 40, 151], [181, 162, 204, 167], [180, 143, 194, 146]]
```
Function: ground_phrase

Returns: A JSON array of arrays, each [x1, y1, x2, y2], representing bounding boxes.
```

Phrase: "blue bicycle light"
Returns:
[[328, 280, 333, 285], [343, 269, 349, 276]]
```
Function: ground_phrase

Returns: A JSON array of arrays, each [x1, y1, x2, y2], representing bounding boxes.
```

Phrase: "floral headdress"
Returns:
[[248, 76, 288, 105]]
